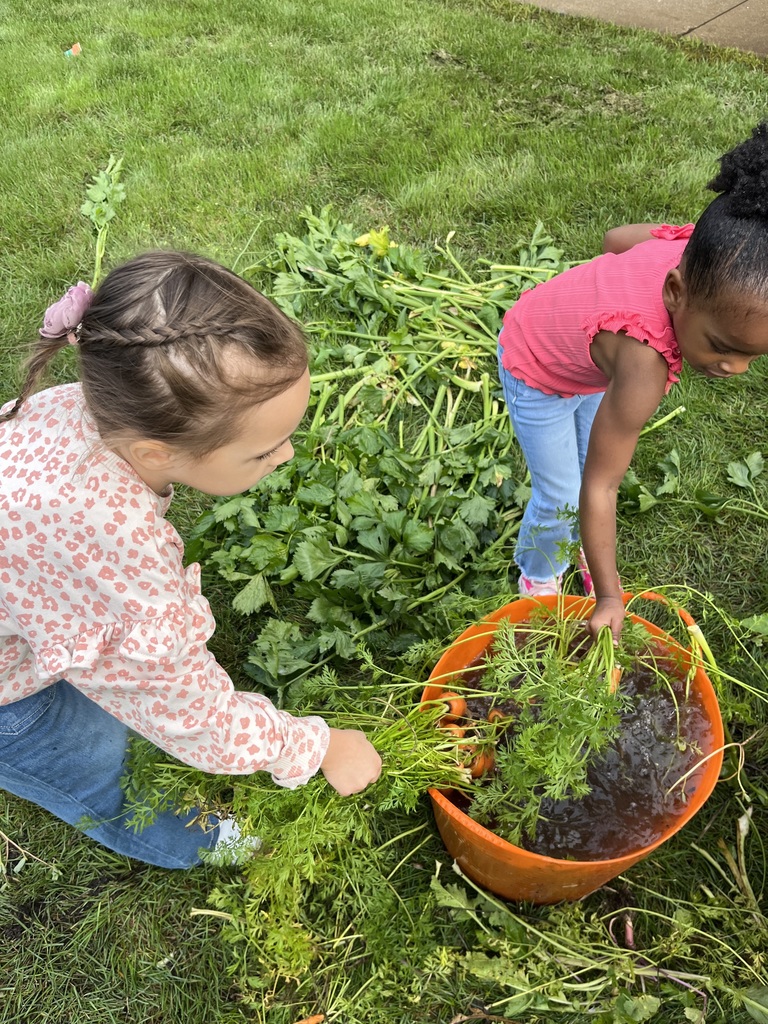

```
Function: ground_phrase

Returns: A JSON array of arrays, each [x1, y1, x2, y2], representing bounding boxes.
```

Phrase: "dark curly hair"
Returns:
[[683, 122, 768, 311]]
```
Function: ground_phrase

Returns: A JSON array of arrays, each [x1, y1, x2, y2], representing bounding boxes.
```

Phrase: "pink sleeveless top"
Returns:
[[499, 224, 694, 397]]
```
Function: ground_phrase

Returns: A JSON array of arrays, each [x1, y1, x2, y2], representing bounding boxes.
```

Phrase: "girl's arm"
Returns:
[[602, 224, 663, 255], [580, 332, 670, 642]]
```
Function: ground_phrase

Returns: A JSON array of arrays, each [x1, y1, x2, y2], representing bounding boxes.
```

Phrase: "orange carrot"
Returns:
[[468, 749, 495, 778], [609, 666, 622, 694], [439, 691, 467, 720], [440, 721, 467, 739]]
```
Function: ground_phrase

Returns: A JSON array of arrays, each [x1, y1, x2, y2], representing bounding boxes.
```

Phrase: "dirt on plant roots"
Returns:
[[519, 669, 712, 860], [457, 653, 714, 862]]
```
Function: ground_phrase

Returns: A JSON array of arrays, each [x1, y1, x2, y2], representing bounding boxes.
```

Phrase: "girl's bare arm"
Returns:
[[579, 333, 670, 641], [602, 224, 662, 255]]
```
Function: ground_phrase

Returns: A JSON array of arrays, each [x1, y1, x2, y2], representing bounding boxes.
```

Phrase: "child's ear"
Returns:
[[662, 268, 686, 314], [124, 439, 178, 472]]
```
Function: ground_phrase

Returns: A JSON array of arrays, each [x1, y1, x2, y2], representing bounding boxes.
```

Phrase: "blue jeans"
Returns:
[[498, 352, 604, 581], [0, 681, 219, 868]]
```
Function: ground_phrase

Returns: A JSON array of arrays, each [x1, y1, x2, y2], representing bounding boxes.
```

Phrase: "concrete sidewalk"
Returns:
[[518, 0, 768, 56]]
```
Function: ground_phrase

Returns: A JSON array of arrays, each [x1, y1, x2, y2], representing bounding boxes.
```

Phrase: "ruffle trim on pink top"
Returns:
[[649, 223, 695, 241], [581, 311, 683, 389], [34, 623, 124, 679], [32, 600, 206, 681]]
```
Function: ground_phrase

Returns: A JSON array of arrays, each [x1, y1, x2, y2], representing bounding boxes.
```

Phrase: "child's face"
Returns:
[[664, 270, 768, 378], [172, 368, 310, 496]]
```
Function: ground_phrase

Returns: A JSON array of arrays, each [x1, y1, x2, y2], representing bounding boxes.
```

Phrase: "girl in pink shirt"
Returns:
[[0, 251, 381, 867], [499, 122, 768, 641]]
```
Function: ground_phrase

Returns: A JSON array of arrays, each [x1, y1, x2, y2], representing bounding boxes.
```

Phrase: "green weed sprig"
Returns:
[[80, 154, 125, 289]]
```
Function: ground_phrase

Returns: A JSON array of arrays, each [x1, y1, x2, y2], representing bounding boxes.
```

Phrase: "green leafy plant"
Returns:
[[125, 213, 768, 1022], [80, 154, 125, 288], [187, 209, 571, 700], [620, 446, 768, 524], [188, 422, 521, 698], [464, 615, 634, 842], [125, 666, 473, 982], [435, 606, 705, 848], [251, 206, 568, 338]]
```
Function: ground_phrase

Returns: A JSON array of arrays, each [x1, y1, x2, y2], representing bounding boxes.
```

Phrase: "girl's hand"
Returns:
[[321, 728, 382, 796], [588, 597, 626, 645]]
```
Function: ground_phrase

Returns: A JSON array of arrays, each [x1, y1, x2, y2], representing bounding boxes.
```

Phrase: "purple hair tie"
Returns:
[[40, 281, 93, 342]]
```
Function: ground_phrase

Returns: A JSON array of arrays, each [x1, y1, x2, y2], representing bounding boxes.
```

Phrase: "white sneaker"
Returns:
[[202, 819, 262, 866]]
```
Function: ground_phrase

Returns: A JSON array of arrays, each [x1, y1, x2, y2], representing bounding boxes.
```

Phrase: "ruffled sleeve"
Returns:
[[40, 566, 331, 787], [649, 223, 695, 241], [581, 311, 683, 392], [33, 623, 124, 679]]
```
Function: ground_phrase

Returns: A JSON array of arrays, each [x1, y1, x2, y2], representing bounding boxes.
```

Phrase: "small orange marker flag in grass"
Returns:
[[293, 1016, 325, 1024], [64, 42, 82, 57]]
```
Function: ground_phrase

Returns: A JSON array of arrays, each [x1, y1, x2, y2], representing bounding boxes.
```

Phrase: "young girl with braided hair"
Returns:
[[499, 122, 768, 642], [0, 251, 381, 868]]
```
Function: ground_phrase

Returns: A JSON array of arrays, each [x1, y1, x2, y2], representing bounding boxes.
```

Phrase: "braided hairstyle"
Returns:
[[3, 251, 308, 457], [683, 122, 768, 311]]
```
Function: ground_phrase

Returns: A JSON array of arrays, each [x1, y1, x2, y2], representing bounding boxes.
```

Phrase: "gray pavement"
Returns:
[[517, 0, 768, 56]]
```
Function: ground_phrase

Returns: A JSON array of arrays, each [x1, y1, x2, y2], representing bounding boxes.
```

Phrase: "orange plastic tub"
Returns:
[[421, 594, 724, 904]]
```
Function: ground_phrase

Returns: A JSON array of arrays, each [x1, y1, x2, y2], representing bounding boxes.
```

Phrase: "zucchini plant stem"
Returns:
[[311, 364, 372, 384], [329, 545, 375, 561], [92, 226, 109, 290], [306, 327, 395, 343], [445, 387, 464, 430], [413, 385, 447, 458], [405, 572, 469, 611], [381, 352, 458, 428], [483, 261, 560, 276], [375, 275, 487, 305], [434, 309, 496, 344], [417, 264, 544, 288], [481, 372, 492, 422], [433, 239, 476, 285], [638, 404, 686, 437], [308, 384, 338, 432]]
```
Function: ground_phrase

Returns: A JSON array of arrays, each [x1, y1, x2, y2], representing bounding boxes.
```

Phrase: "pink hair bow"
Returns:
[[40, 281, 94, 343]]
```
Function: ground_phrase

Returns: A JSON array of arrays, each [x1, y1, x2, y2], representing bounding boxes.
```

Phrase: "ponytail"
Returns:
[[1, 336, 71, 423], [683, 122, 768, 308]]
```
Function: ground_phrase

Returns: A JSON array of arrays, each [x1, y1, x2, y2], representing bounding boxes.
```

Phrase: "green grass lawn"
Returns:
[[1, 1, 768, 1022]]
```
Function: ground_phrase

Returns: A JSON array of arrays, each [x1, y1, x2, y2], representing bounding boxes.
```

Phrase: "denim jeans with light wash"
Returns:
[[498, 349, 604, 582], [0, 680, 219, 868]]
